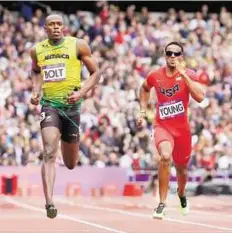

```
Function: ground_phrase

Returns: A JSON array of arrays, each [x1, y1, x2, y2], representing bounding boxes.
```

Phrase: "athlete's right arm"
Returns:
[[137, 80, 152, 128], [139, 80, 152, 114], [30, 47, 42, 105]]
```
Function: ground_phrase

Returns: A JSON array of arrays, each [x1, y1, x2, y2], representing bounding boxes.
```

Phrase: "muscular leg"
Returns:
[[175, 163, 188, 197], [175, 162, 190, 215], [41, 127, 60, 206], [60, 108, 80, 170], [61, 140, 79, 170], [152, 146, 161, 197], [173, 131, 191, 198], [157, 141, 173, 204]]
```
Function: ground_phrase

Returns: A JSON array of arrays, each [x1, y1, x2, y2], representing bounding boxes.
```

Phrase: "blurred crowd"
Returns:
[[0, 2, 231, 172]]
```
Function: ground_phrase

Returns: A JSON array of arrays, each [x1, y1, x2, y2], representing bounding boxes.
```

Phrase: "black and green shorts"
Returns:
[[40, 100, 81, 143]]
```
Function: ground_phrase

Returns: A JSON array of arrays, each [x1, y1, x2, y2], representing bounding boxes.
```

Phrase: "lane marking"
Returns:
[[55, 198, 232, 232], [0, 230, 98, 232], [102, 197, 232, 218], [4, 196, 129, 233]]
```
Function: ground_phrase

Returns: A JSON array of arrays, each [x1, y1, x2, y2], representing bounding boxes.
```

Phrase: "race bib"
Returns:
[[159, 100, 185, 120], [42, 63, 66, 82]]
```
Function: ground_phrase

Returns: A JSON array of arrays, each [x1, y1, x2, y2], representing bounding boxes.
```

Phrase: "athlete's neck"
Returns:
[[166, 66, 178, 77], [48, 37, 65, 46]]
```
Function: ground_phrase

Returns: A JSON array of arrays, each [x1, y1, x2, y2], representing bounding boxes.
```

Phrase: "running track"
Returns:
[[1, 194, 232, 233]]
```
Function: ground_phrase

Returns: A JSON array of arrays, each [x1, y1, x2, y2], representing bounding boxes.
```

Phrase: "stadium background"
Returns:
[[0, 0, 231, 197]]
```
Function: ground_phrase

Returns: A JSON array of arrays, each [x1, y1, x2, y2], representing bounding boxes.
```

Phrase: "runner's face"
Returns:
[[45, 17, 64, 41], [165, 45, 183, 68]]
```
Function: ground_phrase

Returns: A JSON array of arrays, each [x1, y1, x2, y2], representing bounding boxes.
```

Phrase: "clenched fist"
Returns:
[[136, 111, 146, 129], [30, 92, 40, 105], [175, 59, 186, 76], [67, 91, 83, 105]]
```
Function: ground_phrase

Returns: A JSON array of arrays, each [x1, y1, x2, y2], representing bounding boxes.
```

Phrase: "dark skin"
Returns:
[[137, 44, 205, 205], [30, 14, 99, 104], [30, 14, 99, 206]]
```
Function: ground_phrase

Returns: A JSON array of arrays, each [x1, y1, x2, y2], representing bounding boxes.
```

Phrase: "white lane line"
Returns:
[[102, 197, 232, 218], [0, 230, 96, 232], [55, 198, 232, 232], [4, 196, 129, 233]]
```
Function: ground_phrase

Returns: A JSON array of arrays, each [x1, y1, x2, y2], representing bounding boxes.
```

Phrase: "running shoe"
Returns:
[[45, 204, 58, 219], [177, 188, 190, 216], [152, 202, 166, 220]]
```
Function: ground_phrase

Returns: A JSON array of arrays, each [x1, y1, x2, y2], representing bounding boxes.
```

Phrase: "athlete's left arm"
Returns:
[[176, 63, 205, 103], [67, 39, 100, 104], [78, 39, 100, 96], [182, 73, 205, 103]]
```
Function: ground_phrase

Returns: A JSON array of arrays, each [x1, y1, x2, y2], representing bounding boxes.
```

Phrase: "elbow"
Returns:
[[196, 93, 205, 103]]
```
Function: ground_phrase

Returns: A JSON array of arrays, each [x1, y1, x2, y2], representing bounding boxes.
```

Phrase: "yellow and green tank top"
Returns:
[[35, 36, 82, 107]]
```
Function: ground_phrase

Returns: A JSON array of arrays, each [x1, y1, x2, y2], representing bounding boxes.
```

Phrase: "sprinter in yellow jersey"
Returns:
[[30, 14, 99, 219]]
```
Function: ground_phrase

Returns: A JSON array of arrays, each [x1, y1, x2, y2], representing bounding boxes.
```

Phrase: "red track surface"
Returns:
[[1, 194, 232, 233]]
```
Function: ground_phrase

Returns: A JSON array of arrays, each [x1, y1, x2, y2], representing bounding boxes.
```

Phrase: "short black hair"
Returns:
[[165, 41, 184, 53]]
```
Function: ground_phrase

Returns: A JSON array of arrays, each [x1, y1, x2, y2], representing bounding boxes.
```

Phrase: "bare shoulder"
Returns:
[[77, 38, 89, 46], [77, 38, 91, 57], [76, 38, 98, 72]]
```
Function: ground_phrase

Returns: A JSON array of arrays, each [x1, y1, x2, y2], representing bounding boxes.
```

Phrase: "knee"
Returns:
[[43, 144, 57, 163], [176, 166, 188, 176], [159, 150, 172, 164], [160, 154, 171, 165], [158, 141, 173, 163], [63, 152, 79, 170], [66, 163, 76, 170]]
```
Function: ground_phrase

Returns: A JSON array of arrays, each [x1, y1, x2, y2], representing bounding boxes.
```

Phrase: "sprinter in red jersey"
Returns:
[[137, 41, 205, 220]]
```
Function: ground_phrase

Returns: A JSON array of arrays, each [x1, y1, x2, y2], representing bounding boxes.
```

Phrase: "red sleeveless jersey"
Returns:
[[146, 66, 198, 136]]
